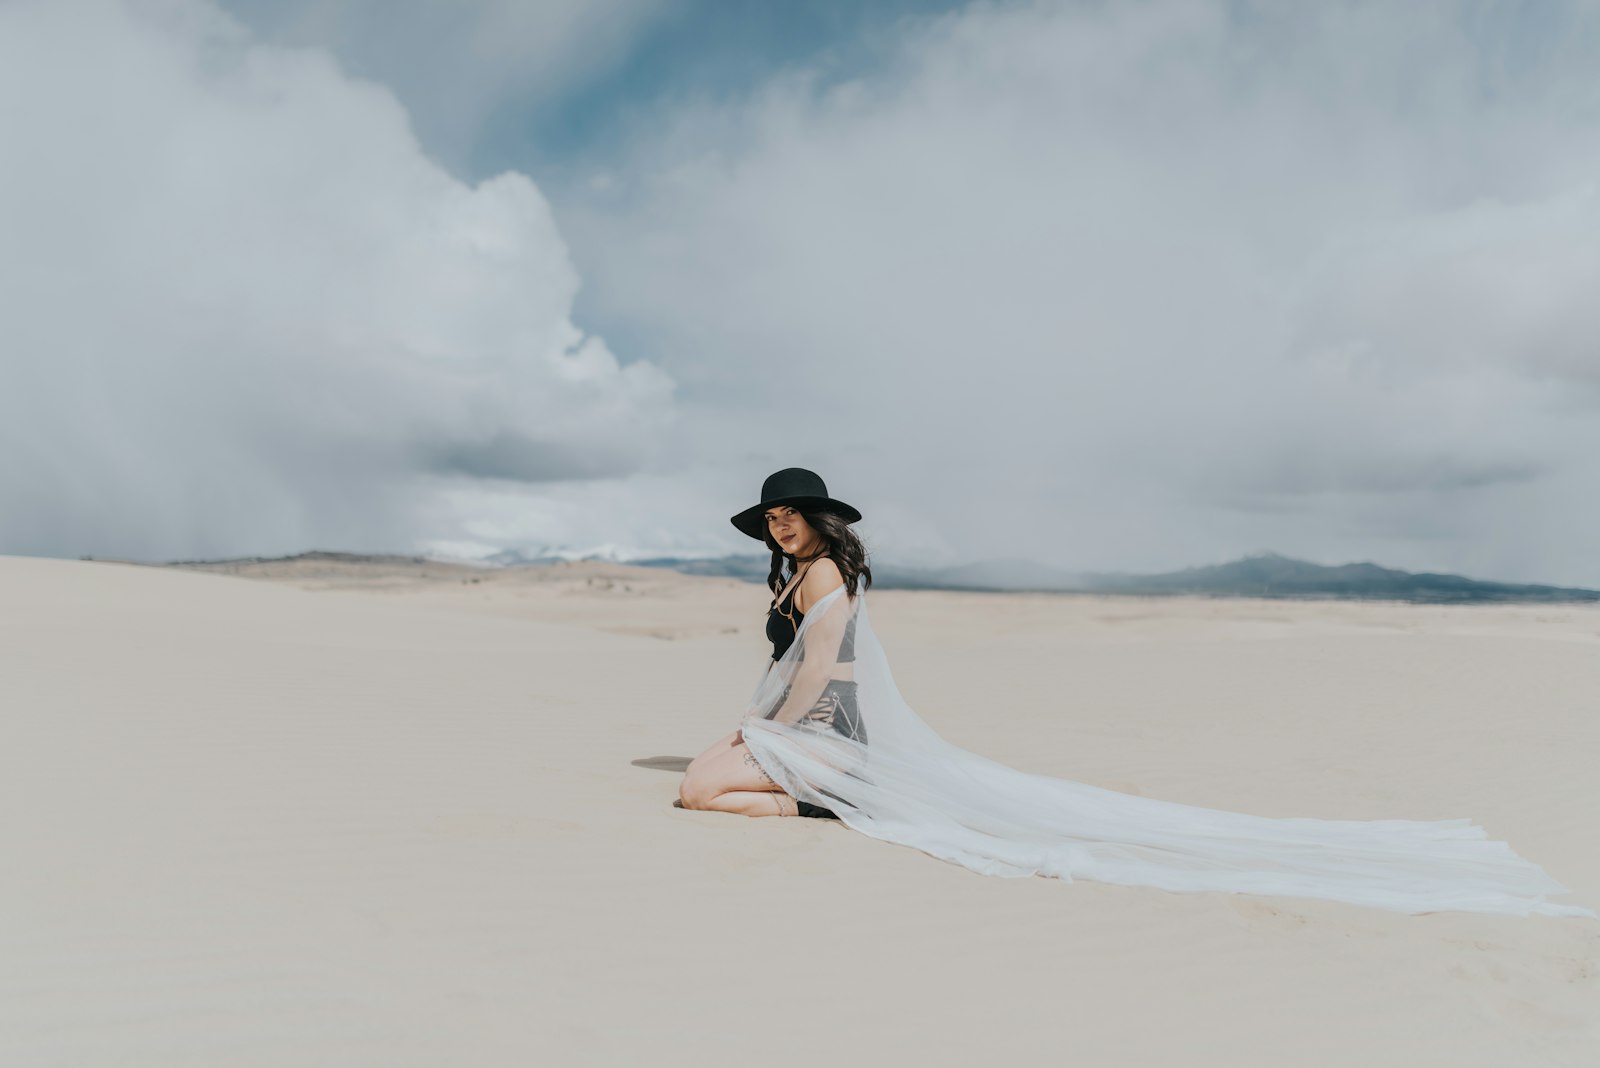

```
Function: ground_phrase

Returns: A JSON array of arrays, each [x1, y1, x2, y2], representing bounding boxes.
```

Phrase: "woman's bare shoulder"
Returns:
[[799, 556, 845, 609]]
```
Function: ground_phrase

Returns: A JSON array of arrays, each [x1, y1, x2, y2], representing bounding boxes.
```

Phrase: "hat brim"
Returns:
[[730, 496, 863, 542]]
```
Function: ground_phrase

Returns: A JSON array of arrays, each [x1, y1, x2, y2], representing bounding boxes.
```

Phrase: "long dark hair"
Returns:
[[764, 505, 872, 600]]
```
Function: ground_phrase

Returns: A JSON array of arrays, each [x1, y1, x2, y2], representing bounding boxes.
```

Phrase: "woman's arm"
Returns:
[[765, 560, 849, 725]]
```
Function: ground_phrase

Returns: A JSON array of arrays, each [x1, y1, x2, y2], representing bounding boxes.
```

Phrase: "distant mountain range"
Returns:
[[627, 550, 1600, 604], [156, 549, 1600, 604]]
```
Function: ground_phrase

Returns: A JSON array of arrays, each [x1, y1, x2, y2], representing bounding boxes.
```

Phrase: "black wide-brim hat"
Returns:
[[730, 467, 863, 542]]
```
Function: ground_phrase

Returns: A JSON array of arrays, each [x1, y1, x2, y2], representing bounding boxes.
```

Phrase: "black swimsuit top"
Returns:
[[766, 581, 857, 663]]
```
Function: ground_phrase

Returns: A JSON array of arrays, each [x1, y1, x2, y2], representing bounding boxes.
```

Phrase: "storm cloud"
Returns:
[[549, 1, 1600, 583], [5, 1, 1600, 586], [0, 0, 673, 561]]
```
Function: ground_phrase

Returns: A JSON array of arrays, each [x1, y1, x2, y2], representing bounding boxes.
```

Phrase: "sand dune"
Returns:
[[3, 554, 1595, 1066]]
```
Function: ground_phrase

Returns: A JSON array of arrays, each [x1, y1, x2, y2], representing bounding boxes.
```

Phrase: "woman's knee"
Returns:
[[679, 765, 717, 809]]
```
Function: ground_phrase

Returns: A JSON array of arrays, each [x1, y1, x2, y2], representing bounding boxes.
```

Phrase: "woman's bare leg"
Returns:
[[680, 739, 795, 817], [700, 790, 797, 817], [685, 729, 741, 779]]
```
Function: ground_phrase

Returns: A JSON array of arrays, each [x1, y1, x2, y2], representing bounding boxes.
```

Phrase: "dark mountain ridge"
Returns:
[[1072, 552, 1599, 603], [633, 550, 1599, 603]]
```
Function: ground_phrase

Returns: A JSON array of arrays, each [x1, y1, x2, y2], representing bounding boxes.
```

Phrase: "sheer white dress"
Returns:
[[739, 585, 1592, 918]]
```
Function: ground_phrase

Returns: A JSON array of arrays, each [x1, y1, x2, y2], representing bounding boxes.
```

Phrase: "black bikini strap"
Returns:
[[770, 555, 823, 615]]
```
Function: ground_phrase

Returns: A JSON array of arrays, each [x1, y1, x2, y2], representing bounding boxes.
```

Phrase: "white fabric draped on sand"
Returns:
[[738, 585, 1592, 918]]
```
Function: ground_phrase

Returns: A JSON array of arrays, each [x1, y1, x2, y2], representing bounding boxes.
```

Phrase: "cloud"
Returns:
[[216, 0, 669, 169], [6, 0, 1599, 586], [0, 0, 674, 561], [550, 0, 1600, 583]]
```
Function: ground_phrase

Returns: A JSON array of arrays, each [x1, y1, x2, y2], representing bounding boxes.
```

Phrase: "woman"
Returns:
[[679, 467, 868, 818], [678, 468, 1593, 918]]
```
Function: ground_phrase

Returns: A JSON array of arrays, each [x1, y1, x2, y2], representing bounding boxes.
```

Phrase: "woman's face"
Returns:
[[764, 505, 820, 557]]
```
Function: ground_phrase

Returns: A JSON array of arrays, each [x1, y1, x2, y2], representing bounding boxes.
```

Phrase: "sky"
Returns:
[[2, 0, 1598, 585]]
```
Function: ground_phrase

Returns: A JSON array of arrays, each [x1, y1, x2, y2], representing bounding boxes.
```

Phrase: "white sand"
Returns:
[[2, 554, 1596, 1066]]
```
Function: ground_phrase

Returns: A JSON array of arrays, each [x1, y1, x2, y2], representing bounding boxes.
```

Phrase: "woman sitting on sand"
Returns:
[[679, 467, 868, 818], [675, 467, 1590, 918]]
